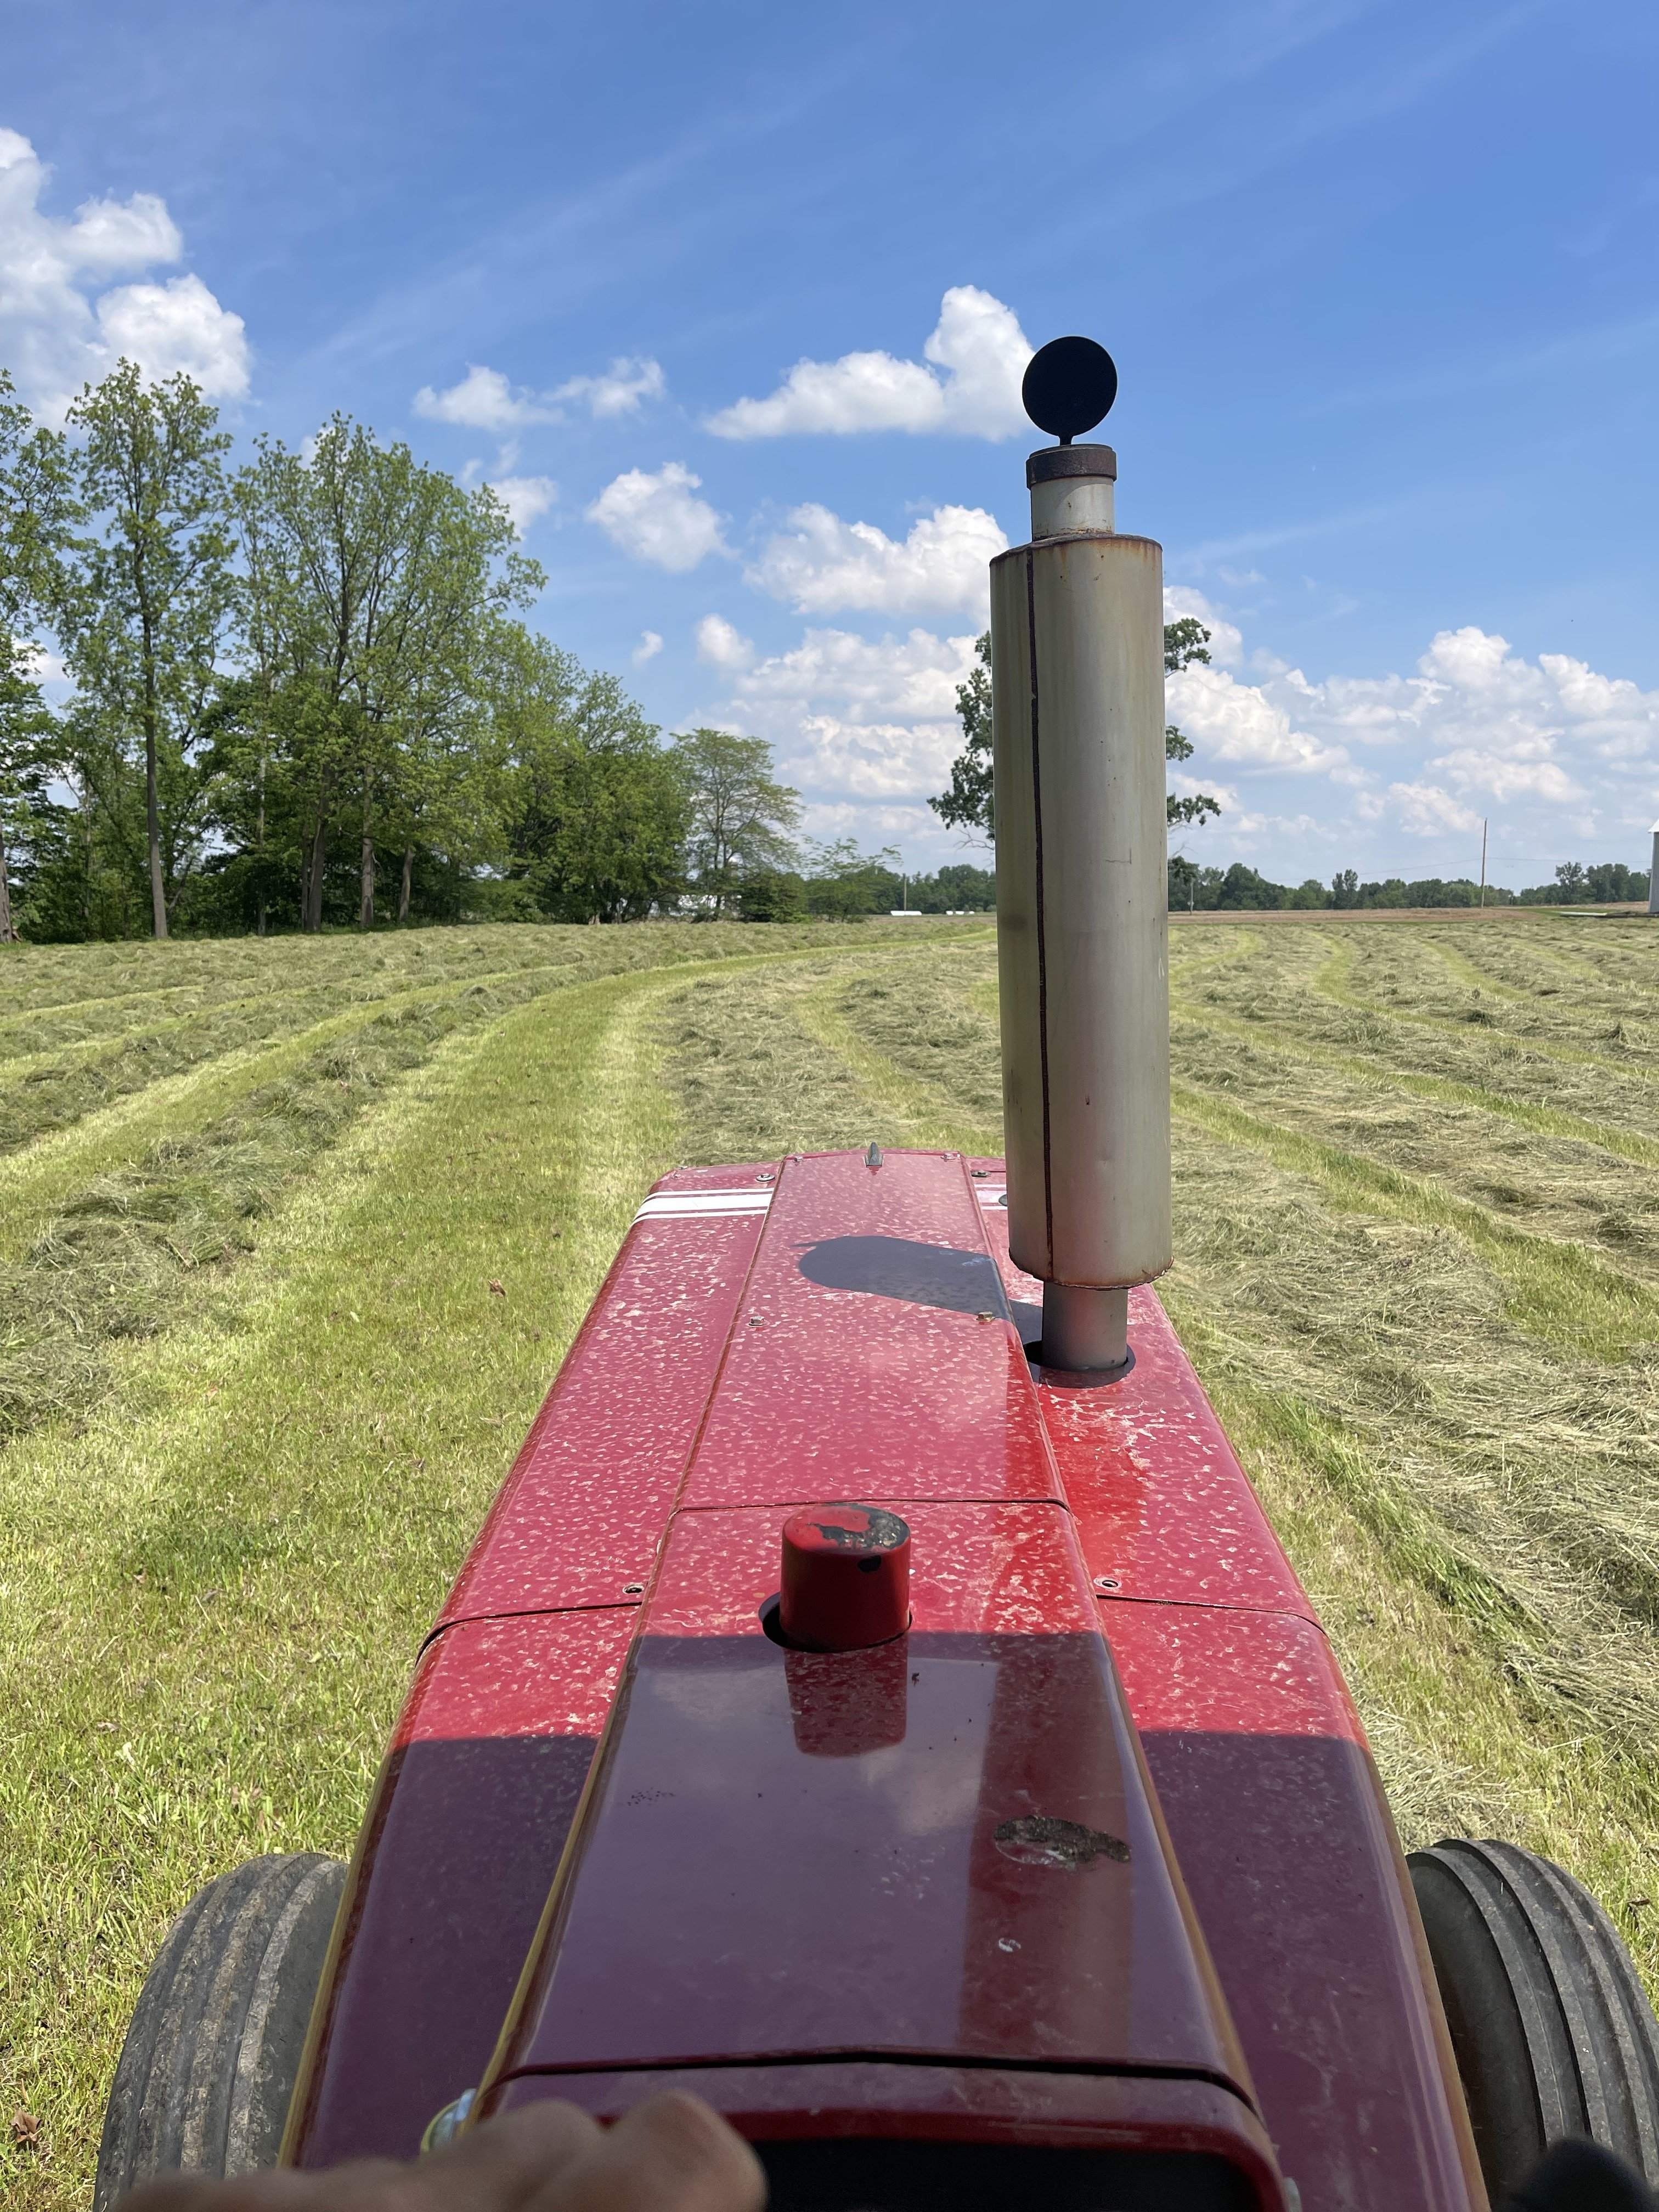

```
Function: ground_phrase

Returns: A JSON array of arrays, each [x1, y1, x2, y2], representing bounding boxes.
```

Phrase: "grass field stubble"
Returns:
[[657, 928, 1659, 1994], [0, 960, 712, 2203], [7, 912, 1659, 2194], [0, 924, 967, 2203]]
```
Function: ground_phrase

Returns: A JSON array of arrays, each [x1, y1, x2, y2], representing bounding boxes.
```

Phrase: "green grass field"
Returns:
[[5, 908, 1659, 2203]]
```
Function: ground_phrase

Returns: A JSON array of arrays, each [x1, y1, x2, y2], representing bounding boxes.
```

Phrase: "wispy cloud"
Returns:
[[414, 356, 663, 430], [1305, 309, 1659, 419], [302, 38, 888, 380]]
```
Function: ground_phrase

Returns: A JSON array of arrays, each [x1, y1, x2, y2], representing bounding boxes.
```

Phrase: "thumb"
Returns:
[[521, 2094, 766, 2212]]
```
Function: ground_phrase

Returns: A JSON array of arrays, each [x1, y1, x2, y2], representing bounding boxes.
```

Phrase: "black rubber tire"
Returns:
[[93, 1852, 347, 2208], [1409, 1838, 1659, 2203]]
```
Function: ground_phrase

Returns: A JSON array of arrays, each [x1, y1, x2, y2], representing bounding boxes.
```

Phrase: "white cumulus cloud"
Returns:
[[748, 503, 1007, 617], [1167, 662, 1357, 779], [696, 626, 980, 804], [415, 364, 546, 431], [585, 462, 731, 572], [487, 474, 557, 536], [632, 630, 664, 667], [1387, 782, 1485, 837], [1160, 605, 1659, 867], [707, 287, 1031, 441], [414, 356, 664, 431], [0, 127, 249, 417], [1163, 584, 1244, 668], [61, 191, 180, 272], [695, 614, 754, 671], [95, 274, 249, 400], [558, 357, 665, 419]]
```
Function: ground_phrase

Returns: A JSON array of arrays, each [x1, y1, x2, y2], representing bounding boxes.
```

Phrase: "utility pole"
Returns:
[[1479, 819, 1487, 909]]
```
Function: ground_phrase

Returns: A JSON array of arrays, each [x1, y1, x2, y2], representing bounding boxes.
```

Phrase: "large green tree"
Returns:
[[495, 626, 688, 921], [0, 369, 71, 943], [670, 728, 800, 915], [58, 363, 234, 937], [231, 417, 538, 931], [929, 619, 1224, 842]]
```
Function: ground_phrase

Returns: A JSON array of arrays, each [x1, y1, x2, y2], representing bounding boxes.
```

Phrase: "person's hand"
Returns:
[[114, 2091, 769, 2212]]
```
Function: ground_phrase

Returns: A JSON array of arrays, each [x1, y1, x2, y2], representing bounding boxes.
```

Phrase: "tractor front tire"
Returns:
[[1409, 1838, 1659, 2203], [94, 1852, 347, 2208]]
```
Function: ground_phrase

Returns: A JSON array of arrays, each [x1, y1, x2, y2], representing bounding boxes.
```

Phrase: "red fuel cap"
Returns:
[[780, 1503, 911, 1651]]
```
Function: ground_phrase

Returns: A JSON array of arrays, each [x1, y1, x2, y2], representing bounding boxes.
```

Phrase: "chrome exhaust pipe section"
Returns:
[[991, 343, 1172, 1372]]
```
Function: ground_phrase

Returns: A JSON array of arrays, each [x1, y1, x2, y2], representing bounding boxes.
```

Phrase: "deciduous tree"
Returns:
[[496, 626, 688, 921], [60, 363, 233, 937], [232, 417, 537, 931], [929, 621, 1224, 842], [670, 729, 800, 914]]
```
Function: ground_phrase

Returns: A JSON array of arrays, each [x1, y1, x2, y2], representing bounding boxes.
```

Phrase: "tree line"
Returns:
[[1, 362, 958, 944], [10, 365, 1615, 945], [1169, 859, 1650, 912]]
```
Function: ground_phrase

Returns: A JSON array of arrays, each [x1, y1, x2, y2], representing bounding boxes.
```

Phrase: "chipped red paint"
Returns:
[[1110, 1603, 1466, 2210], [475, 1493, 1277, 2205], [439, 1205, 770, 1625], [969, 1167, 1317, 1622], [778, 1502, 911, 1651], [288, 1150, 1484, 2212]]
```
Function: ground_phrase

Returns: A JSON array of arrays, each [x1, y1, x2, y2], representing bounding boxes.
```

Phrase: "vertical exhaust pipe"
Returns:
[[991, 340, 1172, 1372]]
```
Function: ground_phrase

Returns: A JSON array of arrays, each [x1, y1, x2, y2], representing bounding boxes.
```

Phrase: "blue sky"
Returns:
[[4, 0, 1656, 887]]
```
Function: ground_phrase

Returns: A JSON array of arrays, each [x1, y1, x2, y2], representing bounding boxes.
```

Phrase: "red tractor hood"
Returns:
[[287, 1149, 1484, 2212]]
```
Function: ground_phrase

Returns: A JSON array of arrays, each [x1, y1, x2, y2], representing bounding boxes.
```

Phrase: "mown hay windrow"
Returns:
[[0, 924, 917, 1445], [662, 924, 1659, 1987], [7, 910, 1659, 2207]]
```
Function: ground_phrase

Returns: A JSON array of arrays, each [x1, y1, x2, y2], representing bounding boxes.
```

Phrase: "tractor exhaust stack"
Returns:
[[991, 339, 1172, 1371]]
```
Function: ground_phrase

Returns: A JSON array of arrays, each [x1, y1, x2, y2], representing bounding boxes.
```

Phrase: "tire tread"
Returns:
[[1410, 1838, 1659, 2198], [93, 1853, 346, 2208]]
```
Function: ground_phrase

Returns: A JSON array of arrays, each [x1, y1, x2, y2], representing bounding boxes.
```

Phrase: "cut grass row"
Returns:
[[1174, 997, 1659, 1171], [2, 925, 983, 2205], [654, 931, 1659, 1974], [0, 928, 940, 1446], [6, 909, 1659, 2202]]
